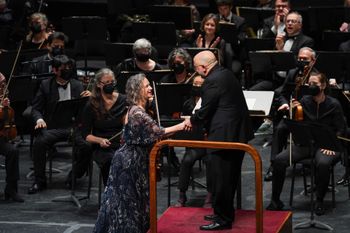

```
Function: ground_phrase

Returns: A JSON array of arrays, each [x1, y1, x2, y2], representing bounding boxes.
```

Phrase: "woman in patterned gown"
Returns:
[[93, 73, 186, 233]]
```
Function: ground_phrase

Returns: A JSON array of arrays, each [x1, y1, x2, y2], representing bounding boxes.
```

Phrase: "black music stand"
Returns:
[[149, 5, 193, 30], [245, 38, 275, 52], [132, 21, 177, 46], [51, 97, 89, 208], [116, 70, 173, 94], [249, 51, 296, 75], [62, 16, 107, 76], [236, 7, 274, 33], [322, 31, 350, 51], [104, 42, 134, 68], [284, 119, 341, 231]]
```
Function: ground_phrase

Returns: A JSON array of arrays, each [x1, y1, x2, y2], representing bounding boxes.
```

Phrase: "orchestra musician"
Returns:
[[114, 38, 162, 77], [81, 68, 127, 186], [160, 48, 193, 84], [184, 51, 254, 230], [23, 12, 52, 50], [175, 74, 213, 207], [29, 31, 68, 75], [267, 72, 347, 216], [0, 72, 24, 202], [28, 55, 91, 194]]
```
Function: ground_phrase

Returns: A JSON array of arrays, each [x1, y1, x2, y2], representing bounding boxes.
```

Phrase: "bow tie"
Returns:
[[58, 82, 69, 90], [222, 17, 230, 22], [285, 35, 297, 41]]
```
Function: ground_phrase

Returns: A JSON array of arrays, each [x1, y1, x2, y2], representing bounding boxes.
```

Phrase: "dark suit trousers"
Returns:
[[0, 137, 20, 184], [272, 146, 340, 202], [211, 149, 244, 223], [32, 128, 91, 184], [92, 147, 115, 186], [178, 148, 208, 192]]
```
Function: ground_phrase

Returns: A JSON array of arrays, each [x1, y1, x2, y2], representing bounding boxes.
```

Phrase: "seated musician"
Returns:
[[267, 72, 347, 216], [28, 55, 91, 194], [23, 12, 52, 50], [160, 48, 193, 84], [114, 38, 162, 77], [81, 68, 127, 186], [175, 75, 212, 207], [29, 31, 68, 75], [0, 72, 23, 202]]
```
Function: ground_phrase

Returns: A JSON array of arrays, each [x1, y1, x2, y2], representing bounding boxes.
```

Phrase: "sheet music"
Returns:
[[243, 91, 274, 116]]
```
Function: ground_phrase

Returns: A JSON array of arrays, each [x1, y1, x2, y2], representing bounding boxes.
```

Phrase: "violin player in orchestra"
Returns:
[[266, 71, 347, 216], [81, 68, 127, 186], [28, 55, 92, 194], [264, 47, 317, 181], [0, 72, 24, 202], [29, 31, 68, 75], [160, 48, 193, 84], [93, 73, 186, 233], [114, 38, 162, 77], [23, 12, 52, 50]]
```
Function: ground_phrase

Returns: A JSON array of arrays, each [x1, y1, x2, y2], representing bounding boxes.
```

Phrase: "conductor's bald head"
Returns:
[[193, 51, 218, 78]]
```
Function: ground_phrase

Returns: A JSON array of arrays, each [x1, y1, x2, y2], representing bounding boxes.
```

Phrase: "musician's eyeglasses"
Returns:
[[286, 19, 301, 24], [99, 80, 116, 86]]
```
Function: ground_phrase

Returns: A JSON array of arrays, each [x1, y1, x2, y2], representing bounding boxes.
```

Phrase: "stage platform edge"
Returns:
[[149, 207, 292, 233]]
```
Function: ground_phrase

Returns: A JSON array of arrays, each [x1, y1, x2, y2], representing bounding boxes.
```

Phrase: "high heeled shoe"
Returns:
[[4, 191, 24, 202]]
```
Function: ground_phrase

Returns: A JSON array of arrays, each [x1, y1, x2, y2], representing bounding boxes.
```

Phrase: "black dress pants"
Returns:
[[32, 128, 91, 184], [211, 149, 245, 223], [0, 137, 19, 186], [178, 148, 208, 192], [272, 146, 340, 202]]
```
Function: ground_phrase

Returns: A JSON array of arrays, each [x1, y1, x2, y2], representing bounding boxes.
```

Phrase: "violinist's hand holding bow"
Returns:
[[80, 90, 91, 97], [35, 119, 47, 130], [278, 103, 289, 112]]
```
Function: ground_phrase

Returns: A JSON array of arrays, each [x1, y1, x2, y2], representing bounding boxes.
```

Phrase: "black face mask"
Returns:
[[135, 53, 150, 62], [308, 85, 321, 96], [30, 23, 42, 34], [296, 60, 310, 70], [172, 63, 185, 74], [60, 69, 74, 81], [191, 86, 201, 97], [102, 83, 115, 94], [51, 47, 64, 57]]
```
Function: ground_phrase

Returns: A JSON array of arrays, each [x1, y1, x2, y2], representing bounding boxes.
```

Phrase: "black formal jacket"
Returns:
[[282, 33, 314, 55], [190, 65, 254, 143], [261, 16, 277, 39], [31, 77, 84, 129]]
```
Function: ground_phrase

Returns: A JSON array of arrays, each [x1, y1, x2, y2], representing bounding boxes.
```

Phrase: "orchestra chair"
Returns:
[[289, 158, 336, 208]]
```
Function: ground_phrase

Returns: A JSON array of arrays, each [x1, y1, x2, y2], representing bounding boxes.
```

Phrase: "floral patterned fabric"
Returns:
[[93, 105, 164, 233]]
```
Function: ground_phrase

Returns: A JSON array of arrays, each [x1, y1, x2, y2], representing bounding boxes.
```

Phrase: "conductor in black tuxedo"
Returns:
[[184, 51, 254, 230], [28, 55, 91, 194]]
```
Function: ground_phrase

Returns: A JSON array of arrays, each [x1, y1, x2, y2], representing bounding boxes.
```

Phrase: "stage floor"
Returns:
[[0, 135, 349, 233]]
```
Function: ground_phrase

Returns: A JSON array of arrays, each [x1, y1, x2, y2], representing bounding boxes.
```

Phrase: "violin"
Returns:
[[0, 41, 23, 140]]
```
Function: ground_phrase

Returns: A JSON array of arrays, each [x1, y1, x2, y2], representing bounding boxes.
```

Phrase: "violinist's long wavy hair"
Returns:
[[125, 73, 146, 106], [90, 68, 115, 119]]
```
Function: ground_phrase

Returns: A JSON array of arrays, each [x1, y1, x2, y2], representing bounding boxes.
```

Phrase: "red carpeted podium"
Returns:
[[150, 207, 292, 233]]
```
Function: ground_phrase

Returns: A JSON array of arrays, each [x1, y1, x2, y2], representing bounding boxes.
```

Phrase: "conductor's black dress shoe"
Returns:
[[200, 221, 232, 231]]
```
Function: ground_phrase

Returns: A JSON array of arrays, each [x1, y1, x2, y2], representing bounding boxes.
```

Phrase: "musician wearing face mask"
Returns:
[[114, 38, 162, 77], [29, 55, 91, 194], [23, 12, 51, 49], [175, 75, 213, 208], [29, 31, 68, 75], [267, 72, 346, 216], [81, 68, 127, 186], [160, 48, 193, 84]]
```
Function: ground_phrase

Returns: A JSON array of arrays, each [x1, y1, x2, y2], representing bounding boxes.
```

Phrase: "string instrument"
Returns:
[[0, 41, 23, 140], [294, 55, 319, 99]]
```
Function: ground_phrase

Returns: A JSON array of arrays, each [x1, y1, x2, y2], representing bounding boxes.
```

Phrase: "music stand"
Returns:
[[322, 31, 350, 51], [185, 47, 221, 64], [51, 97, 89, 208], [116, 70, 173, 94], [284, 119, 341, 231], [149, 5, 193, 30], [249, 51, 296, 74], [132, 22, 177, 46], [62, 16, 107, 76], [236, 7, 274, 33], [104, 42, 134, 68]]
